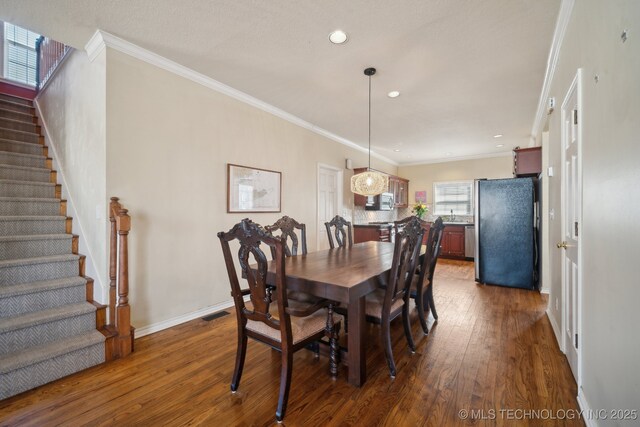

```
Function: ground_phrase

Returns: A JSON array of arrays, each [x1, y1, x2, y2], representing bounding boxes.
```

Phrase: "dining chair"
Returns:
[[364, 217, 424, 378], [218, 219, 341, 423], [265, 215, 307, 258], [411, 217, 445, 334], [324, 215, 353, 249]]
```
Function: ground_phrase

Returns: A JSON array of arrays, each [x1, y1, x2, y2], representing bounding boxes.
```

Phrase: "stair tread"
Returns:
[[0, 179, 55, 187], [0, 151, 45, 159], [0, 164, 50, 173], [0, 301, 95, 334], [0, 253, 80, 268], [0, 137, 42, 147], [0, 126, 40, 136], [0, 233, 72, 242], [0, 109, 33, 119], [0, 215, 65, 221], [0, 197, 59, 202], [0, 276, 87, 299], [0, 117, 36, 126], [0, 330, 104, 374], [0, 99, 34, 110]]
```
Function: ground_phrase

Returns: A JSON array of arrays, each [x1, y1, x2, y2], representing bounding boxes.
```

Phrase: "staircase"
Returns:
[[0, 93, 107, 400]]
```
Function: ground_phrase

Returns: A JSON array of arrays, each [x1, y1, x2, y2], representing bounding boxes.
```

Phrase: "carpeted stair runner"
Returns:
[[0, 93, 105, 400]]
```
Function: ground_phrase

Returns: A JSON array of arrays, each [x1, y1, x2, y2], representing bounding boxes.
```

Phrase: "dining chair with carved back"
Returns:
[[324, 215, 353, 249], [362, 216, 425, 378], [218, 219, 341, 423], [410, 217, 445, 334], [265, 215, 307, 258]]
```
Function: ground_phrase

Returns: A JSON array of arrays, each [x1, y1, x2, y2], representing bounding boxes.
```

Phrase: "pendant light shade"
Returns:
[[350, 67, 389, 196]]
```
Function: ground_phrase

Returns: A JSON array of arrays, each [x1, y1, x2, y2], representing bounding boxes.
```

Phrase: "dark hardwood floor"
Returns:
[[0, 260, 582, 426]]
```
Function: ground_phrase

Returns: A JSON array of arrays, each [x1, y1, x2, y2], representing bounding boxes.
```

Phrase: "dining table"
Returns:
[[259, 241, 397, 387]]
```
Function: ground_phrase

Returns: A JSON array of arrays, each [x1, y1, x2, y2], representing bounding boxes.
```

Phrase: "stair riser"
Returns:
[[0, 128, 40, 144], [0, 139, 45, 156], [0, 219, 66, 236], [0, 200, 61, 216], [0, 94, 32, 107], [0, 109, 35, 124], [0, 101, 34, 115], [0, 167, 50, 183], [0, 118, 39, 134], [0, 237, 73, 260], [0, 284, 87, 318], [0, 312, 95, 355], [0, 259, 78, 286], [0, 341, 104, 400], [0, 181, 55, 198], [0, 152, 46, 168]]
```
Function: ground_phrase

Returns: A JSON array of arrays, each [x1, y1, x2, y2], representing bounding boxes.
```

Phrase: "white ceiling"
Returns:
[[0, 0, 560, 165]]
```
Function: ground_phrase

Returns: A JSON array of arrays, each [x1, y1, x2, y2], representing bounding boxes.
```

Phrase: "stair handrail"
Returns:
[[35, 35, 71, 92], [109, 197, 133, 357]]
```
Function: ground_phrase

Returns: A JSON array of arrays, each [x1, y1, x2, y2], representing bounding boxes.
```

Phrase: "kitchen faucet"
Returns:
[[450, 209, 455, 221]]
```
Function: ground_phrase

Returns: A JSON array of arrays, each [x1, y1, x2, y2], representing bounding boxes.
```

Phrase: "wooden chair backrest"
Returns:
[[218, 219, 292, 343], [324, 215, 353, 249], [266, 215, 307, 258]]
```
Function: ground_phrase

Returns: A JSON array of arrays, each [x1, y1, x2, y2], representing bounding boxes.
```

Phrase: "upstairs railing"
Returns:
[[35, 35, 71, 91], [109, 197, 133, 358]]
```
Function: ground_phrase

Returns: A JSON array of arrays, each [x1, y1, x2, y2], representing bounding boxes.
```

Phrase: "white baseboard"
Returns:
[[546, 308, 563, 353], [577, 388, 598, 427], [134, 296, 248, 338], [540, 286, 550, 294]]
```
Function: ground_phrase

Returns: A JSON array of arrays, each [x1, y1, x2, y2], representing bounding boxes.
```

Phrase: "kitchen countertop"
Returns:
[[354, 220, 474, 227]]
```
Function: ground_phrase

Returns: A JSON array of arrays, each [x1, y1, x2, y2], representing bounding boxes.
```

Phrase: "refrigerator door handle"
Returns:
[[474, 179, 481, 281]]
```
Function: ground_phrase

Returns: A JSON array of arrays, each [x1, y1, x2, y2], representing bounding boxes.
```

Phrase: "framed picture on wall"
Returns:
[[227, 164, 282, 213], [415, 190, 427, 203]]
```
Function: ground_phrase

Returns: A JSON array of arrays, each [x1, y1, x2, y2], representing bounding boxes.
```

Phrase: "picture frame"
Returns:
[[227, 164, 282, 213], [415, 190, 427, 203]]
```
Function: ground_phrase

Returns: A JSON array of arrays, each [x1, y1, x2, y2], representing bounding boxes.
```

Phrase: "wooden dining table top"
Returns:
[[263, 241, 395, 302]]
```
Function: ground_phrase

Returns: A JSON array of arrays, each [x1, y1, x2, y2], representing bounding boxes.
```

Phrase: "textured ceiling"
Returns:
[[0, 0, 560, 165]]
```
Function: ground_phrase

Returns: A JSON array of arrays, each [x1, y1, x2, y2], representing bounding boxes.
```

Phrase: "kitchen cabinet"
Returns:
[[421, 222, 431, 245], [352, 168, 409, 208], [440, 225, 466, 259], [513, 147, 542, 177], [353, 225, 391, 243], [389, 176, 409, 208]]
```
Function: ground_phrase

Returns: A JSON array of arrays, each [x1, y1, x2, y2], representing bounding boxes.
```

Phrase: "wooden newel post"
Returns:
[[108, 197, 120, 326], [115, 208, 132, 357]]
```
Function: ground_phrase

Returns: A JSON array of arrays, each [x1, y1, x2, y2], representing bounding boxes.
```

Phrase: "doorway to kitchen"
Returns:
[[317, 164, 343, 251], [559, 69, 583, 386]]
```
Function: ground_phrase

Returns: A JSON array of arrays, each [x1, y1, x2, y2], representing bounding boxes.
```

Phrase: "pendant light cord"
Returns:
[[368, 73, 371, 170]]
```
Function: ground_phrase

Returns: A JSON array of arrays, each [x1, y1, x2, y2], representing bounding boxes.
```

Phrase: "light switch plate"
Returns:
[[548, 166, 554, 177]]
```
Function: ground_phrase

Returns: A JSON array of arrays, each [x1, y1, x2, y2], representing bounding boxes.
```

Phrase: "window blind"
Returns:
[[433, 181, 474, 215], [4, 23, 40, 86]]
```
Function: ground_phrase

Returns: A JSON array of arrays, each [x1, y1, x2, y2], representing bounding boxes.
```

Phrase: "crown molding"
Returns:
[[399, 151, 512, 167], [83, 30, 398, 166], [530, 0, 575, 140]]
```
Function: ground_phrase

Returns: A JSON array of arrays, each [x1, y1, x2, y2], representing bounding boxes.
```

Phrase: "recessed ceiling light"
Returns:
[[393, 149, 401, 152], [493, 134, 503, 138], [445, 152, 452, 156], [496, 144, 505, 148], [388, 91, 400, 98], [328, 30, 348, 44]]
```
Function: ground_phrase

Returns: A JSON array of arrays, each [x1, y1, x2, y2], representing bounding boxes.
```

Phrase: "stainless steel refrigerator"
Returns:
[[474, 178, 538, 290]]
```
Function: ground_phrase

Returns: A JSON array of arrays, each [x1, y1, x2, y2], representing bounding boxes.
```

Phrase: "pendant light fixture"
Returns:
[[350, 67, 389, 196]]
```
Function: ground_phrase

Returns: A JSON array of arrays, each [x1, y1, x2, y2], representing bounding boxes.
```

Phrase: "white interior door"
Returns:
[[560, 70, 582, 383], [317, 164, 343, 251]]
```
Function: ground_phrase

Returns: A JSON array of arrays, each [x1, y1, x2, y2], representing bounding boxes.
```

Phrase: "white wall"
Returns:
[[103, 48, 397, 330], [540, 0, 640, 419], [35, 48, 108, 300]]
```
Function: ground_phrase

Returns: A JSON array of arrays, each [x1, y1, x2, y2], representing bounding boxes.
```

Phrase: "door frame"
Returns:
[[560, 68, 583, 387], [317, 163, 344, 251]]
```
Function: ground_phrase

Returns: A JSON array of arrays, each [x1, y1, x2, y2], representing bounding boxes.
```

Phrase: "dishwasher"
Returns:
[[464, 225, 475, 258]]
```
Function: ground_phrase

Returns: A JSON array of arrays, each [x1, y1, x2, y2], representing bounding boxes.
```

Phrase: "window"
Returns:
[[433, 181, 474, 216], [3, 23, 40, 86]]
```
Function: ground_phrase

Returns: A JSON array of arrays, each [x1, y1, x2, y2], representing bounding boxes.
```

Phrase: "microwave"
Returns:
[[365, 192, 394, 211]]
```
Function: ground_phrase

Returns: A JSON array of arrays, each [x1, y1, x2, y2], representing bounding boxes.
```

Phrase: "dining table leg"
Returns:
[[347, 295, 366, 386]]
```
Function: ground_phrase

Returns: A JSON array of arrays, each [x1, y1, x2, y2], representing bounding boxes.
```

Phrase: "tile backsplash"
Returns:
[[352, 207, 473, 224]]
